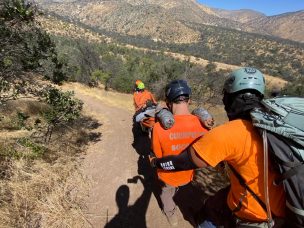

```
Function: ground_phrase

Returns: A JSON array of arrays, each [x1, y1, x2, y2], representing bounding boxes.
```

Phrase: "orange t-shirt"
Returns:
[[192, 119, 285, 221], [152, 115, 208, 187], [133, 90, 156, 112]]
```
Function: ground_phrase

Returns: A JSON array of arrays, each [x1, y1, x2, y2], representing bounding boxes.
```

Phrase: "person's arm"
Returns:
[[151, 146, 208, 171], [150, 92, 157, 104], [133, 94, 138, 110]]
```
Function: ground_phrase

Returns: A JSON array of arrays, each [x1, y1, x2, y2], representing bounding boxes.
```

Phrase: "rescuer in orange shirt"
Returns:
[[133, 80, 157, 113], [152, 80, 208, 226], [150, 68, 286, 227]]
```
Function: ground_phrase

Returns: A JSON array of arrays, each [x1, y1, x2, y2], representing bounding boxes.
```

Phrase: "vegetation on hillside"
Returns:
[[44, 12, 304, 97], [1, 2, 302, 226], [0, 1, 94, 226], [111, 23, 304, 81], [53, 35, 229, 104]]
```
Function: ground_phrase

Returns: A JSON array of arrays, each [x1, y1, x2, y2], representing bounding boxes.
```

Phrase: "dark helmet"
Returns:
[[165, 80, 191, 102], [223, 67, 265, 96]]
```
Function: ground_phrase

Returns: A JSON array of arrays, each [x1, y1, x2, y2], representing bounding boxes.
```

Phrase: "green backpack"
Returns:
[[250, 97, 304, 227]]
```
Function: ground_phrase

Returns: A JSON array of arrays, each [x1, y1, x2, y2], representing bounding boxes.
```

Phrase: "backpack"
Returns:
[[250, 97, 304, 227]]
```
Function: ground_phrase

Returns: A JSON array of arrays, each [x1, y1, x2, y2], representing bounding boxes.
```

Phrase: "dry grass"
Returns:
[[0, 158, 91, 228], [0, 98, 100, 228], [61, 83, 134, 112]]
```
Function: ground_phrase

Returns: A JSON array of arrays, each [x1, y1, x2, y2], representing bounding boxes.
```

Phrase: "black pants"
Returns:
[[196, 186, 235, 227]]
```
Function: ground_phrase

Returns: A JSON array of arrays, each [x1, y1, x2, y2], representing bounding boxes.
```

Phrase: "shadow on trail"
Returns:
[[104, 176, 151, 228], [106, 118, 212, 227], [131, 119, 162, 205], [105, 118, 161, 228]]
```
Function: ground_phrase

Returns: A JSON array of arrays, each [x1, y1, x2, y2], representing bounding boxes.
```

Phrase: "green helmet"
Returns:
[[223, 67, 265, 96], [137, 82, 145, 90]]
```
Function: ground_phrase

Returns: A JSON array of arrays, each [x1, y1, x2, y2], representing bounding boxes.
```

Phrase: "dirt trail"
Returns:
[[62, 83, 192, 228]]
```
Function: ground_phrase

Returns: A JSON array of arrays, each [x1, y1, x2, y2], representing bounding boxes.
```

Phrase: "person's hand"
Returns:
[[203, 118, 215, 130], [148, 155, 157, 168]]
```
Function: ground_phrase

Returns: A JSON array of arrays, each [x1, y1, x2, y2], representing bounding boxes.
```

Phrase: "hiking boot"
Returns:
[[165, 213, 178, 227]]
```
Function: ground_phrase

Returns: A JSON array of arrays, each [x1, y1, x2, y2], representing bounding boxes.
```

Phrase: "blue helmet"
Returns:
[[165, 80, 191, 102]]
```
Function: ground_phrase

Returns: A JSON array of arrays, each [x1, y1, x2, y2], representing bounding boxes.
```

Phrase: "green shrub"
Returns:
[[17, 138, 46, 159], [91, 69, 111, 85], [282, 77, 304, 96], [40, 87, 83, 142]]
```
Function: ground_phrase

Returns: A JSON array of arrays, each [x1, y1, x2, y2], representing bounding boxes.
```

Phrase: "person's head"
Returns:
[[222, 67, 265, 121], [165, 80, 191, 113], [135, 80, 145, 92], [116, 185, 129, 209]]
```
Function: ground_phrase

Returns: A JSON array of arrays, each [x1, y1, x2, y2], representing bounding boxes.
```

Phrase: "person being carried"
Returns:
[[151, 68, 286, 227], [151, 79, 209, 226]]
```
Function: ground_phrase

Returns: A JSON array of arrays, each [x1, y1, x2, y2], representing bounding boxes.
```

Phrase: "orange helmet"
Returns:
[[135, 80, 142, 86]]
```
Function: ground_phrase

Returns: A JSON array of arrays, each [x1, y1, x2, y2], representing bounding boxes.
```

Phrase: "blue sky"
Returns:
[[197, 0, 304, 16]]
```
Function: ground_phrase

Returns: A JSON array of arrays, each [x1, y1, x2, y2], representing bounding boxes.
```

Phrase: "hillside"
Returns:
[[38, 15, 288, 88], [0, 1, 94, 226], [35, 0, 303, 43], [36, 0, 201, 43], [37, 15, 111, 43], [214, 9, 266, 23], [246, 10, 304, 43], [35, 5, 304, 84], [105, 20, 304, 81]]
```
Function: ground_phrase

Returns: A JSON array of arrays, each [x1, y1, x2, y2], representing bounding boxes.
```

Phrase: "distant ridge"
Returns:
[[35, 0, 304, 43]]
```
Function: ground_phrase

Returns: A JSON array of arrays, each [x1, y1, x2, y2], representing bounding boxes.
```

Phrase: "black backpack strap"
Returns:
[[275, 163, 304, 185], [228, 164, 268, 213]]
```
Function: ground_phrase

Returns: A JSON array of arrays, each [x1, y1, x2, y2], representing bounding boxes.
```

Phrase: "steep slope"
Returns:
[[35, 0, 262, 43], [246, 10, 304, 43], [36, 0, 201, 43], [36, 0, 303, 43]]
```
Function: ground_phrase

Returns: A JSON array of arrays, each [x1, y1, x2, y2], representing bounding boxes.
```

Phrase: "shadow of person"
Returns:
[[105, 176, 151, 228], [104, 185, 131, 228]]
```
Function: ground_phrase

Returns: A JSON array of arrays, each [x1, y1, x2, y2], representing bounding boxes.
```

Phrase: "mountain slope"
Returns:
[[214, 9, 266, 23], [37, 0, 202, 43], [246, 10, 304, 43], [35, 0, 264, 43], [36, 0, 303, 43]]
